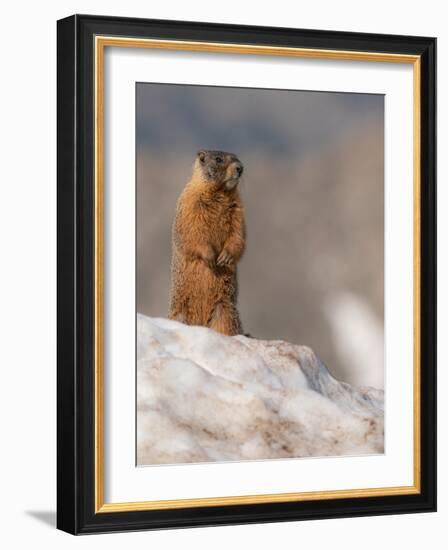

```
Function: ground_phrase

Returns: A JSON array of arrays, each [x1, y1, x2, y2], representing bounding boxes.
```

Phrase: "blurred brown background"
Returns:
[[136, 83, 384, 388]]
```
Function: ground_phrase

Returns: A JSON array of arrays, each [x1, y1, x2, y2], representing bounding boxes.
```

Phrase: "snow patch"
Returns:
[[137, 314, 384, 465]]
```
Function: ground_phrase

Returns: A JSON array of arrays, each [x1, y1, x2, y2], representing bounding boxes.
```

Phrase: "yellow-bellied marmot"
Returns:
[[169, 150, 246, 335]]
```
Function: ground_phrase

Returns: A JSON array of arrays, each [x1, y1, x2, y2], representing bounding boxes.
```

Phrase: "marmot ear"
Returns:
[[197, 150, 206, 163]]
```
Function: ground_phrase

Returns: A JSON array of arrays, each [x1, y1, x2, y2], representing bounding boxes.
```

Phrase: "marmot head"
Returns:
[[194, 150, 244, 191]]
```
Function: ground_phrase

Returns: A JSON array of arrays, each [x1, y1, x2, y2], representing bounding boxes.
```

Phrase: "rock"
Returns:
[[137, 314, 384, 465]]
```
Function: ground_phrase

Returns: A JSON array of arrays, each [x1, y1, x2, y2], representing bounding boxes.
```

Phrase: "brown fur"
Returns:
[[169, 150, 246, 335]]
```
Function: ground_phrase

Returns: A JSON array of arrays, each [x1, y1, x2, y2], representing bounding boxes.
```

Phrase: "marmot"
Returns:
[[169, 149, 246, 335]]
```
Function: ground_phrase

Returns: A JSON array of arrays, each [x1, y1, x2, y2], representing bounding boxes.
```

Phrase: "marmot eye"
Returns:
[[215, 156, 223, 164]]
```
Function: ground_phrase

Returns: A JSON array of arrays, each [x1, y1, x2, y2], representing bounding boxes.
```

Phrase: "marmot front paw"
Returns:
[[216, 249, 234, 267]]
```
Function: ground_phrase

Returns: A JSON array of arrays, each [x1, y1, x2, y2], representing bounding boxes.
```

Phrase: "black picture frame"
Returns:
[[57, 14, 436, 535]]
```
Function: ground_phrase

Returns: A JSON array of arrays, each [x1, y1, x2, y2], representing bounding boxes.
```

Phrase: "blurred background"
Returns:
[[136, 83, 384, 388]]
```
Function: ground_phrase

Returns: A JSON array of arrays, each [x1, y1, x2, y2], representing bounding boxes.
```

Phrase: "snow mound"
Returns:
[[137, 314, 384, 465]]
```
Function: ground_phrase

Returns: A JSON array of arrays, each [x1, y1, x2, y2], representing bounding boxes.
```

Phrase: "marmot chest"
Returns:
[[197, 194, 235, 247]]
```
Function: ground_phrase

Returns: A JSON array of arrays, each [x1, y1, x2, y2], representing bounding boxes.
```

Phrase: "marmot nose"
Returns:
[[235, 163, 243, 176]]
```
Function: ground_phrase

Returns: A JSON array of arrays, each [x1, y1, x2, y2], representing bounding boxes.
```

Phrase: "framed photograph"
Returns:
[[57, 14, 436, 534]]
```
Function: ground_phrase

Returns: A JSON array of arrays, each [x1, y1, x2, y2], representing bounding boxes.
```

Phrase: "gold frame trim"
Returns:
[[94, 36, 421, 513]]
